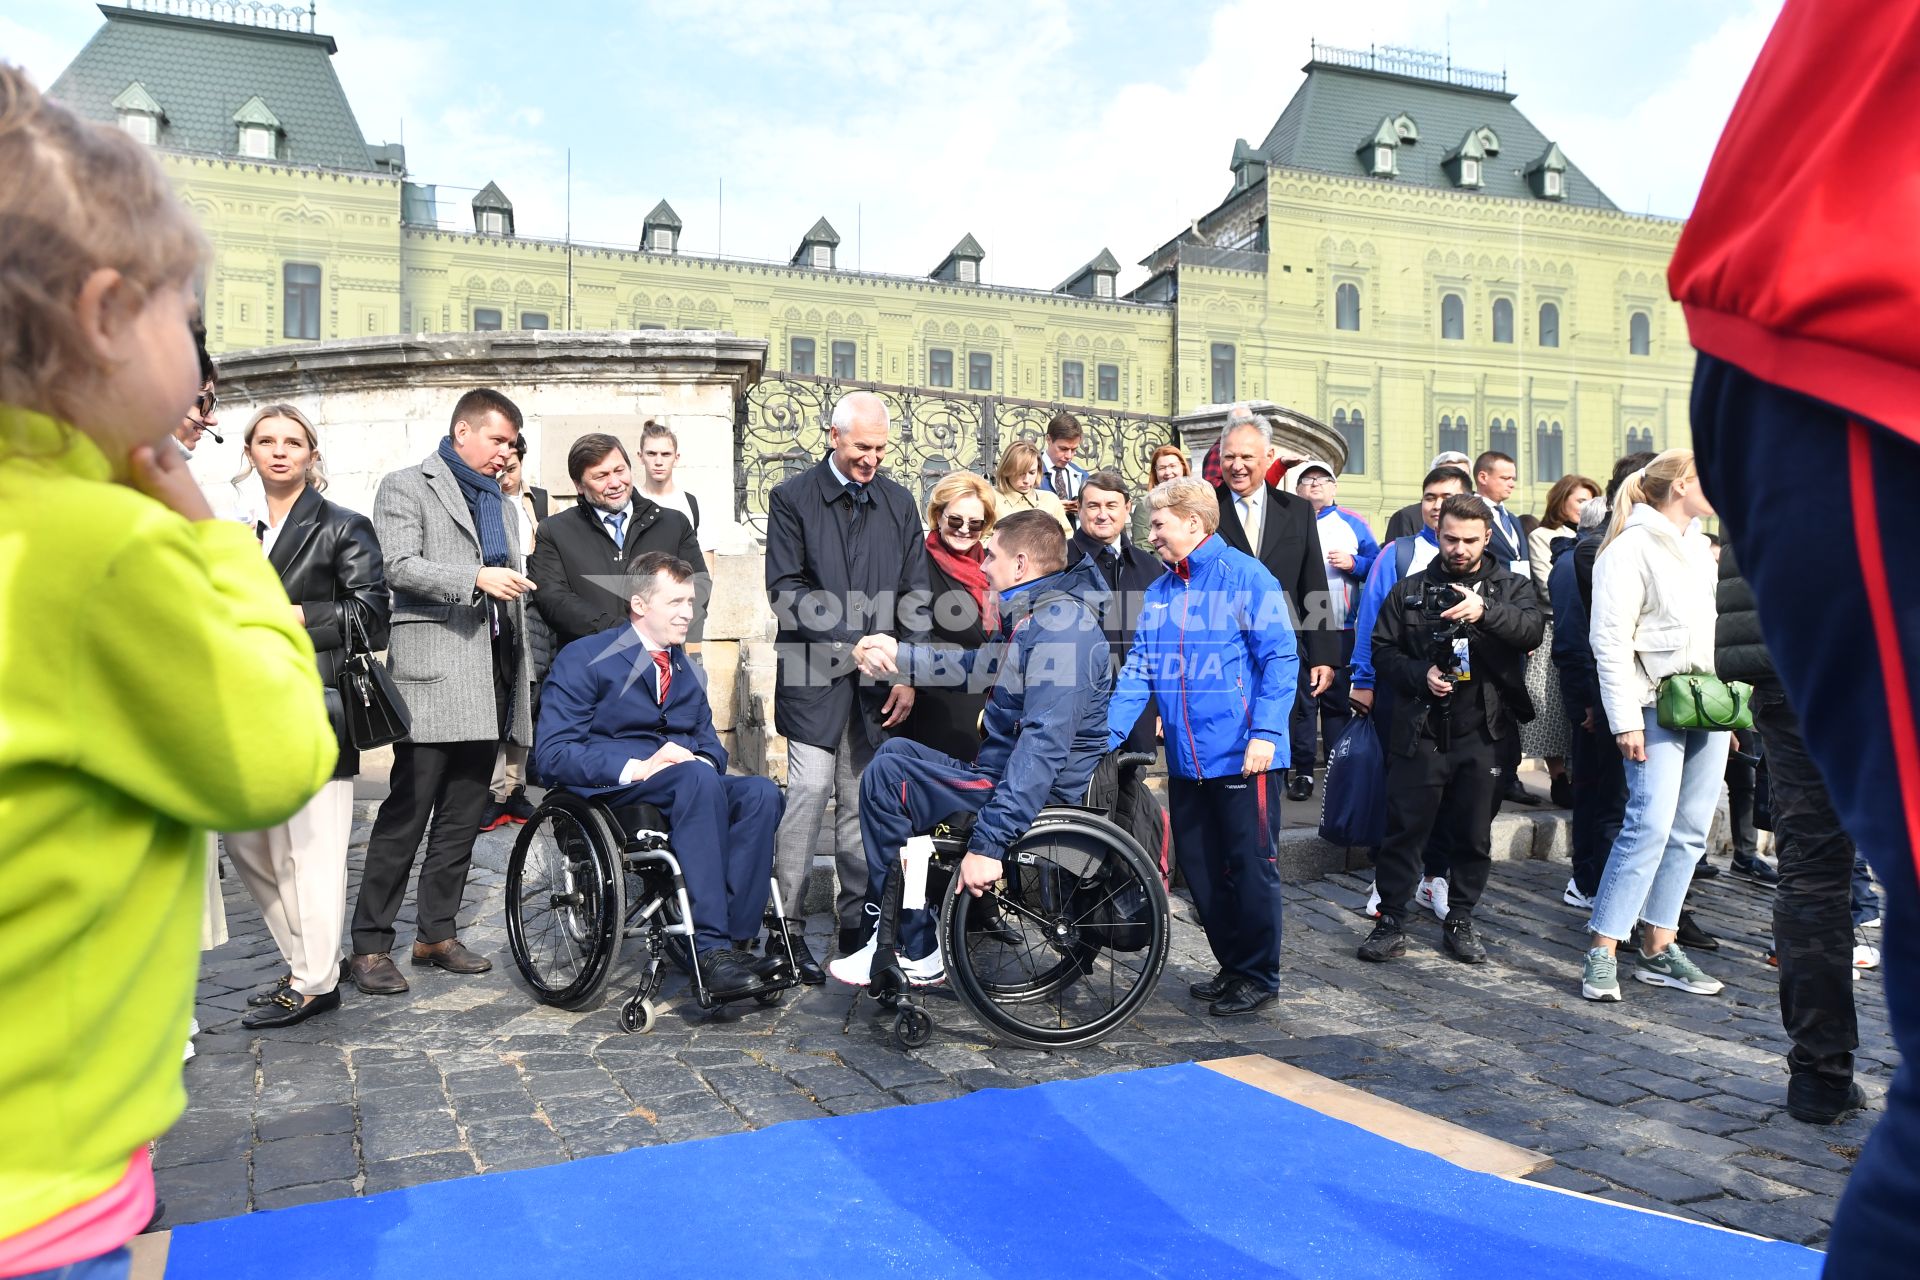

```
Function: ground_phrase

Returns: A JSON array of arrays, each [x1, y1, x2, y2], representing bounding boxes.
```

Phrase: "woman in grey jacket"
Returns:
[[1581, 450, 1728, 1002]]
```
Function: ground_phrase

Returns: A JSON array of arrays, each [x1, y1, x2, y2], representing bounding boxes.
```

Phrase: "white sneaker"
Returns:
[[1853, 944, 1881, 970], [1419, 877, 1450, 921], [827, 930, 878, 987], [182, 1017, 200, 1063], [1364, 883, 1381, 919], [1863, 915, 1883, 930], [1563, 880, 1595, 911], [901, 943, 946, 987]]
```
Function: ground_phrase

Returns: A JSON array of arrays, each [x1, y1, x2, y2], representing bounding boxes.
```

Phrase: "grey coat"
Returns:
[[373, 450, 533, 747]]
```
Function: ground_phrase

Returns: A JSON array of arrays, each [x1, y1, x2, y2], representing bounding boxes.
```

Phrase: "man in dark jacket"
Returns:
[[1212, 407, 1336, 761], [1549, 500, 1625, 909], [765, 391, 930, 975], [529, 433, 707, 652], [1359, 495, 1543, 966], [1066, 469, 1162, 752], [1717, 546, 1868, 1125], [1384, 450, 1472, 542], [834, 511, 1111, 984]]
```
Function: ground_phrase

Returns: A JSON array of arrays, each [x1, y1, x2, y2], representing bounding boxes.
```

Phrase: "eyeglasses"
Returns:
[[193, 388, 218, 418], [942, 514, 988, 535], [1297, 475, 1334, 488]]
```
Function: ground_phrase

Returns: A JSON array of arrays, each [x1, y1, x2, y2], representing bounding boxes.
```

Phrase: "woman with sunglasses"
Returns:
[[901, 471, 999, 761]]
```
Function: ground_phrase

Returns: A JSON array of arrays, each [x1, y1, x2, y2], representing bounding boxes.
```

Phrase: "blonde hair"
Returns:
[[1149, 476, 1220, 534], [925, 469, 997, 530], [994, 439, 1043, 492], [0, 64, 208, 425], [1600, 448, 1694, 553], [234, 403, 329, 492]]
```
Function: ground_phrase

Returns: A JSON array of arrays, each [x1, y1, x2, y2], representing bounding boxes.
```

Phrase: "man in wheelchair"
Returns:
[[834, 509, 1114, 986], [533, 551, 783, 1000]]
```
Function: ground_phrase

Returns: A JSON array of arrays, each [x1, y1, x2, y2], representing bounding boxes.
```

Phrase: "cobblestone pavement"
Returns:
[[167, 818, 1893, 1251]]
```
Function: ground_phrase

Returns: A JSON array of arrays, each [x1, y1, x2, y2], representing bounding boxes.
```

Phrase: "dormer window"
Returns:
[[1544, 170, 1563, 198], [810, 244, 831, 269], [230, 96, 282, 161], [957, 260, 977, 284], [1526, 142, 1570, 201], [1460, 157, 1480, 187], [1359, 117, 1399, 177], [1374, 145, 1394, 174], [1444, 128, 1488, 190], [1094, 275, 1114, 299], [651, 227, 673, 251], [112, 83, 164, 147], [479, 211, 507, 236], [641, 199, 682, 254]]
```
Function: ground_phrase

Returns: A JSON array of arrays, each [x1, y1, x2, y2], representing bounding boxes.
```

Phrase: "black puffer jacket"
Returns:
[[1714, 546, 1778, 692]]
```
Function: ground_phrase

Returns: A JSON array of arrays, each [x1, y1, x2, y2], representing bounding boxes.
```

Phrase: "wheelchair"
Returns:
[[848, 752, 1171, 1053], [503, 789, 802, 1033]]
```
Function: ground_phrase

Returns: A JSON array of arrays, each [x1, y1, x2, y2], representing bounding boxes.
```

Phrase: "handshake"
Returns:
[[852, 633, 900, 678]]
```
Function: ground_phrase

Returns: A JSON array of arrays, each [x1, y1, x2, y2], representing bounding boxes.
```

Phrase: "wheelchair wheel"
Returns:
[[893, 1006, 933, 1049], [505, 799, 626, 1009], [939, 810, 1168, 1051]]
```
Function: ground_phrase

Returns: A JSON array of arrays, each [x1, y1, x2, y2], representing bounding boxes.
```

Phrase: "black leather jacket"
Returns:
[[1372, 556, 1544, 757], [265, 485, 392, 778]]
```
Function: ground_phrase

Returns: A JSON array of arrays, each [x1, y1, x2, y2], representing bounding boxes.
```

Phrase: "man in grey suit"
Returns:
[[348, 388, 536, 995]]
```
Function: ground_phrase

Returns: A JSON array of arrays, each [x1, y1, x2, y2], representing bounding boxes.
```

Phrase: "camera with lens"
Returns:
[[1421, 580, 1461, 617]]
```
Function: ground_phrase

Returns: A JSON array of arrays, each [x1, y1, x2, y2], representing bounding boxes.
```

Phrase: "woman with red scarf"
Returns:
[[902, 471, 998, 761]]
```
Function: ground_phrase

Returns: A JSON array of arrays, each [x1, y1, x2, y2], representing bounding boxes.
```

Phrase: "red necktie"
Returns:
[[652, 651, 672, 704]]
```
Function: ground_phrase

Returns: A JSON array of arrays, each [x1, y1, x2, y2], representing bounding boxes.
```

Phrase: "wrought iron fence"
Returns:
[[738, 373, 1175, 535]]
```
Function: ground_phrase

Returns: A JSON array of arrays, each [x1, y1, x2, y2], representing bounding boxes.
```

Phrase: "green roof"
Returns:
[[798, 217, 841, 247], [643, 199, 682, 230], [48, 4, 375, 171], [1258, 61, 1615, 210], [473, 180, 513, 211]]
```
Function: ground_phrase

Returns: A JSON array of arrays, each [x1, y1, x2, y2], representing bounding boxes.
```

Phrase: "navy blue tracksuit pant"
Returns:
[[600, 762, 780, 954], [859, 738, 998, 961], [1166, 771, 1286, 992], [1693, 353, 1920, 1277]]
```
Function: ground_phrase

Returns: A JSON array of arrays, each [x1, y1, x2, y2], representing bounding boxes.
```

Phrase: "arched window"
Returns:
[[1629, 311, 1651, 356], [1334, 408, 1366, 474], [1438, 414, 1469, 457], [1626, 425, 1655, 454], [1335, 282, 1361, 332], [1539, 302, 1560, 348], [1441, 293, 1465, 341], [1490, 416, 1518, 460], [1535, 420, 1565, 482], [1492, 297, 1514, 344]]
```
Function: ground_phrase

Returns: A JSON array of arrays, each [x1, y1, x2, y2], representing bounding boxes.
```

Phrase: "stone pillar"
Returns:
[[1173, 399, 1349, 480], [200, 330, 766, 549]]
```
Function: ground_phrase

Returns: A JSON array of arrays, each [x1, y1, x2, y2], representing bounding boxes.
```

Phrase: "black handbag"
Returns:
[[337, 607, 411, 750]]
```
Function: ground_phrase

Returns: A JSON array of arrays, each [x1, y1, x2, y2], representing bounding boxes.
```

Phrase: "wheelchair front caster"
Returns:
[[892, 1006, 933, 1049], [755, 987, 784, 1007], [620, 996, 656, 1035]]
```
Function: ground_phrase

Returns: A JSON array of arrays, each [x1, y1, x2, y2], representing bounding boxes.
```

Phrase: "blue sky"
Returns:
[[9, 0, 1782, 291]]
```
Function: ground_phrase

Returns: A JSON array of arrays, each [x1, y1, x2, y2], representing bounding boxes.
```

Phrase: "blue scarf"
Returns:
[[437, 436, 511, 567]]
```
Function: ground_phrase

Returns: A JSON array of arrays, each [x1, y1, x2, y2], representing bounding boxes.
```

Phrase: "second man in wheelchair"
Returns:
[[534, 552, 783, 999], [835, 509, 1115, 985]]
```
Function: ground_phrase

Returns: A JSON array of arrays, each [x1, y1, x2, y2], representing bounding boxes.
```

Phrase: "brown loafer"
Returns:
[[411, 938, 493, 974], [348, 952, 410, 996]]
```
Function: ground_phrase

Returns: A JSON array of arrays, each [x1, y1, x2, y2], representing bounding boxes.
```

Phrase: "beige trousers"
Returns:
[[225, 779, 355, 996], [200, 831, 228, 951], [490, 740, 528, 801]]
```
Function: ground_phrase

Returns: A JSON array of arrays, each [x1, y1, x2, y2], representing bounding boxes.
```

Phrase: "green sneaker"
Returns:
[[1581, 947, 1621, 1002], [1635, 942, 1724, 995]]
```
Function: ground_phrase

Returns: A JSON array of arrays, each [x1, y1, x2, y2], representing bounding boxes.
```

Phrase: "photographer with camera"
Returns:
[[1358, 495, 1544, 965]]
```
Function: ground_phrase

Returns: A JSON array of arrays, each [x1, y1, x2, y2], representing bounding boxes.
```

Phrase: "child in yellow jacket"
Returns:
[[0, 65, 337, 1276]]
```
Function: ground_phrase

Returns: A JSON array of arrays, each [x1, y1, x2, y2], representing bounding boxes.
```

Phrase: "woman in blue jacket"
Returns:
[[1108, 477, 1300, 1017]]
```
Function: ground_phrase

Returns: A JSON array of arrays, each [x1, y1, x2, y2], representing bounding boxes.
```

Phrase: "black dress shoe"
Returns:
[[1189, 971, 1233, 1001], [1503, 777, 1542, 806], [1442, 916, 1488, 964], [1676, 910, 1721, 951], [1693, 859, 1722, 880], [1210, 978, 1277, 1017], [775, 921, 825, 985], [411, 938, 493, 974], [242, 986, 341, 1029], [247, 974, 293, 1007], [1357, 919, 1407, 962], [348, 952, 410, 995], [1286, 772, 1314, 803], [1787, 1077, 1867, 1126], [698, 948, 768, 1000], [1550, 774, 1574, 808]]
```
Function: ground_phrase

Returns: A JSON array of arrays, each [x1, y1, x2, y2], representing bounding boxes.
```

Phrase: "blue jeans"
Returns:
[[16, 1247, 132, 1280], [1852, 853, 1882, 925], [1587, 707, 1731, 942]]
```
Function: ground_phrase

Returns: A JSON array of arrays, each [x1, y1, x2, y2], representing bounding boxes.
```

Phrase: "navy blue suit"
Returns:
[[534, 625, 780, 953]]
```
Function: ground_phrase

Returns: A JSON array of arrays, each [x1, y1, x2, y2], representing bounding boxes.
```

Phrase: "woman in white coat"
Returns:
[[1581, 449, 1728, 1002]]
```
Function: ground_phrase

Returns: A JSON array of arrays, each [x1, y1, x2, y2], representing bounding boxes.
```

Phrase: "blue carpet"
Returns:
[[166, 1062, 1820, 1279]]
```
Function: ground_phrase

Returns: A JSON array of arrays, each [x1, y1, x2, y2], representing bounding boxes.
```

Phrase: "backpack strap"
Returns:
[[1395, 535, 1418, 580], [686, 491, 701, 532]]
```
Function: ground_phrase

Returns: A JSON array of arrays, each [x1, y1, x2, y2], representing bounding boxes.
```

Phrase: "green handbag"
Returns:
[[1655, 672, 1754, 732]]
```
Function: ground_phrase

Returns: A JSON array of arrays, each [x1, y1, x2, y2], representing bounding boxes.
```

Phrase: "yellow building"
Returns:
[[50, 6, 1691, 525]]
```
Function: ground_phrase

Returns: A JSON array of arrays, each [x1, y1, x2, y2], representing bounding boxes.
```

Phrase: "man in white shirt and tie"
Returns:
[[1044, 411, 1089, 515], [1473, 450, 1526, 574]]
